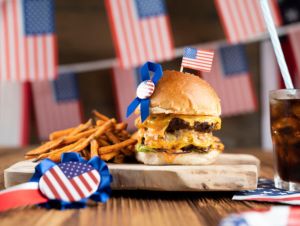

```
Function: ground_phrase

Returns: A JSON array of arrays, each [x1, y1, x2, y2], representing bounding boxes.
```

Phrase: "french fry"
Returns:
[[49, 127, 74, 140], [100, 151, 119, 161], [115, 122, 127, 131], [90, 139, 99, 157], [98, 138, 137, 155], [98, 139, 110, 146], [63, 128, 97, 145], [27, 110, 137, 163], [96, 120, 105, 126], [69, 120, 113, 153], [70, 119, 92, 136], [26, 120, 92, 157], [93, 110, 110, 121], [25, 139, 64, 157], [105, 131, 120, 144], [37, 138, 85, 160]]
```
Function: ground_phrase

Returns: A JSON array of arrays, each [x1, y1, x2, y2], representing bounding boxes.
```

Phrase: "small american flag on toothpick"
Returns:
[[180, 47, 214, 72]]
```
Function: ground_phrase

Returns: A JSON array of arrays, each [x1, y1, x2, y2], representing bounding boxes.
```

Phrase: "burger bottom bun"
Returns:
[[136, 149, 221, 165]]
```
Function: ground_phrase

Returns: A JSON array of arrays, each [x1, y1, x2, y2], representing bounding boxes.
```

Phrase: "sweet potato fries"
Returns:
[[25, 110, 137, 163]]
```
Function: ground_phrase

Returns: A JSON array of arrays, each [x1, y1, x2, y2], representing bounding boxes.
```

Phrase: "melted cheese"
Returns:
[[143, 130, 215, 149], [136, 114, 221, 134]]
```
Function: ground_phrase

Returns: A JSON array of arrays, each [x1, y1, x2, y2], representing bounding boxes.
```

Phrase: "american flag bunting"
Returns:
[[31, 80, 82, 141], [105, 0, 174, 68], [202, 44, 257, 116], [0, 0, 57, 81], [181, 47, 214, 72], [215, 0, 282, 43]]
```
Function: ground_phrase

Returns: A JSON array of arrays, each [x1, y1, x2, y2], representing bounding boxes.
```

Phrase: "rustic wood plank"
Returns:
[[4, 153, 259, 191], [0, 148, 274, 226]]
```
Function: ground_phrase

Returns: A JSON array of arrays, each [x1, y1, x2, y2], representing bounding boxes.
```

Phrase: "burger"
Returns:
[[134, 70, 224, 165]]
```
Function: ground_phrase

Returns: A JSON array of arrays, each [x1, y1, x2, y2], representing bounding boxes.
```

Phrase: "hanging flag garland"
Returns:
[[0, 152, 112, 211], [127, 62, 163, 122]]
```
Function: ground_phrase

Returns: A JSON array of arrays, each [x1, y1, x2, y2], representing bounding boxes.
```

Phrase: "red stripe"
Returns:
[[182, 62, 212, 69], [235, 0, 248, 40], [78, 174, 93, 192], [148, 20, 157, 60], [214, 0, 234, 42], [52, 35, 58, 79], [42, 37, 48, 80], [104, 0, 123, 68], [69, 179, 85, 198], [116, 0, 133, 67], [182, 60, 212, 67], [3, 2, 10, 80], [88, 171, 99, 185], [50, 168, 75, 201], [243, 0, 256, 35], [125, 0, 141, 64], [33, 38, 39, 80], [12, 0, 20, 80], [253, 1, 265, 32], [0, 189, 48, 212], [42, 173, 61, 199], [154, 17, 163, 60], [182, 64, 211, 72]]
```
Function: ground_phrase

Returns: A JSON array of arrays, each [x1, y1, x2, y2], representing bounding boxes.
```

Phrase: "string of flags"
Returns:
[[1, 0, 300, 146]]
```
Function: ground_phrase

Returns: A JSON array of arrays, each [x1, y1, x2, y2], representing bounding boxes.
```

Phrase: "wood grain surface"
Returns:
[[5, 153, 259, 191], [0, 148, 275, 226]]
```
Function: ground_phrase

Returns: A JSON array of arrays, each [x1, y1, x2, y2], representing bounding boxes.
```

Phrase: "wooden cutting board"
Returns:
[[4, 153, 259, 191]]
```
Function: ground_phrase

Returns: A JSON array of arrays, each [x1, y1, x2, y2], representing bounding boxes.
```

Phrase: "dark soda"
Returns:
[[270, 98, 300, 183]]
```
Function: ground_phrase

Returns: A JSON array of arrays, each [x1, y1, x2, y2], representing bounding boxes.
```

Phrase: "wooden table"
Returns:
[[0, 148, 275, 226]]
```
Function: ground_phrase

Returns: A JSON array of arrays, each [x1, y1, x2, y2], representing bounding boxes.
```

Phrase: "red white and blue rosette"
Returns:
[[0, 153, 112, 211]]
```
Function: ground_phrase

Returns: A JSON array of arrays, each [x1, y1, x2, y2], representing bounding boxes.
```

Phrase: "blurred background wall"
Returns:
[[46, 0, 261, 148]]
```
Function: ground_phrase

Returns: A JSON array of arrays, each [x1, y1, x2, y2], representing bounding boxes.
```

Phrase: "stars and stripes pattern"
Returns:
[[105, 0, 174, 68], [0, 0, 57, 81], [112, 67, 140, 131], [0, 82, 29, 146], [31, 80, 82, 141], [181, 47, 214, 72], [220, 206, 300, 226], [39, 162, 100, 202], [233, 178, 300, 205], [215, 0, 282, 43], [202, 44, 257, 117]]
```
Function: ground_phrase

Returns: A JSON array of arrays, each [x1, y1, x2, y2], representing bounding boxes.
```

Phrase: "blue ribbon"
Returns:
[[126, 62, 163, 122], [30, 152, 112, 210]]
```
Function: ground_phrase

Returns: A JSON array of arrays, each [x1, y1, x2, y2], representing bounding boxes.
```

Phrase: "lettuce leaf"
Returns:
[[136, 144, 154, 152]]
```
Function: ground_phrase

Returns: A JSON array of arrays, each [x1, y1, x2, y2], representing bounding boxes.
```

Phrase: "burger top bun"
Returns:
[[149, 70, 221, 116]]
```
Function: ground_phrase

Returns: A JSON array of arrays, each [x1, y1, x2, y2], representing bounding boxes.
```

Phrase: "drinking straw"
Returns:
[[260, 0, 294, 89]]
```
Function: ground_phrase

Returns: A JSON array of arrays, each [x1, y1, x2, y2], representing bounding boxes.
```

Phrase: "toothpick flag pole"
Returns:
[[260, 0, 294, 89]]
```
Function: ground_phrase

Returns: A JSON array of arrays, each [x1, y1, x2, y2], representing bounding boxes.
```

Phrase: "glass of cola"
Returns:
[[270, 89, 300, 191]]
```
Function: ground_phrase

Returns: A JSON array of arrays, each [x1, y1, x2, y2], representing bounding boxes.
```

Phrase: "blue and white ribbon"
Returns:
[[127, 62, 163, 122]]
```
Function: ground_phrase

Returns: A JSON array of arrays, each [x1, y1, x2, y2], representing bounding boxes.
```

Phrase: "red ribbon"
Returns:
[[0, 182, 48, 212]]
